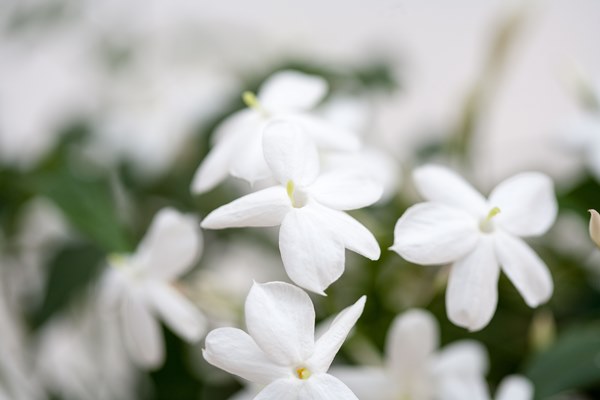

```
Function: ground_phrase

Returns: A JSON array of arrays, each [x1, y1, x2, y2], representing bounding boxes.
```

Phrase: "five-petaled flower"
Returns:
[[391, 165, 557, 331], [191, 70, 360, 194], [333, 309, 490, 400], [203, 281, 365, 399], [201, 121, 382, 294], [101, 208, 206, 368]]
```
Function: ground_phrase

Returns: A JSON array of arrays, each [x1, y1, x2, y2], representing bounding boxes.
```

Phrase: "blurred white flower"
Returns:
[[332, 309, 489, 400], [203, 281, 365, 399], [3, 198, 71, 312], [35, 297, 138, 400], [558, 113, 600, 182], [392, 165, 557, 331], [494, 375, 534, 400], [100, 208, 206, 368], [0, 278, 44, 400], [89, 62, 236, 180], [201, 122, 381, 294], [191, 70, 360, 194], [188, 238, 286, 328]]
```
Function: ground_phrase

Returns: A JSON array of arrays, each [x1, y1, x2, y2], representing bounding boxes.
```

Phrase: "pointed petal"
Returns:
[[331, 367, 396, 400], [258, 70, 327, 112], [254, 379, 301, 400], [386, 309, 439, 376], [489, 172, 557, 237], [121, 291, 164, 369], [290, 114, 361, 151], [299, 374, 359, 400], [495, 376, 534, 400], [495, 231, 553, 307], [147, 282, 206, 343], [279, 208, 345, 294], [413, 165, 487, 216], [308, 296, 366, 373], [446, 237, 500, 331], [309, 169, 382, 210], [191, 110, 257, 193], [391, 202, 479, 265], [312, 204, 380, 260], [203, 327, 290, 385], [263, 120, 319, 186], [245, 282, 315, 366], [201, 186, 291, 229], [134, 208, 202, 280]]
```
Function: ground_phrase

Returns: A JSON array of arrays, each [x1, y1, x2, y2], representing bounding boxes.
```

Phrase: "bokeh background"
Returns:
[[1, 0, 600, 399]]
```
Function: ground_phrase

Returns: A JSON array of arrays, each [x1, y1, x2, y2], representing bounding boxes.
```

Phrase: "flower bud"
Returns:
[[588, 209, 600, 248]]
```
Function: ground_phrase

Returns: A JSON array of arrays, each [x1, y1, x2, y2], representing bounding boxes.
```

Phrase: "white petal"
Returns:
[[203, 327, 290, 385], [147, 282, 206, 343], [391, 202, 479, 265], [133, 208, 202, 280], [309, 169, 383, 210], [446, 237, 500, 331], [263, 120, 320, 186], [494, 231, 553, 307], [245, 282, 315, 366], [258, 70, 327, 112], [432, 340, 489, 377], [279, 208, 345, 294], [121, 291, 164, 369], [201, 186, 291, 229], [289, 114, 361, 151], [308, 296, 366, 373], [413, 165, 487, 216], [495, 375, 534, 400], [299, 374, 359, 400], [386, 309, 439, 376], [229, 123, 272, 184], [254, 379, 301, 400], [331, 367, 396, 400], [489, 172, 557, 237], [191, 110, 257, 194], [312, 204, 380, 260]]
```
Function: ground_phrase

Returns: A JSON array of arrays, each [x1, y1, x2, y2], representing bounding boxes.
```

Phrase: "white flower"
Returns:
[[203, 281, 365, 399], [201, 121, 381, 294], [493, 376, 534, 400], [101, 208, 206, 368], [391, 165, 557, 331], [332, 309, 489, 400], [191, 70, 360, 194]]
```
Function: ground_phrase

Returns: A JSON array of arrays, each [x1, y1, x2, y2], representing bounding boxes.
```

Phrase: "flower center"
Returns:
[[295, 366, 311, 380], [479, 206, 501, 233], [108, 253, 128, 269], [242, 91, 269, 117], [286, 180, 308, 208]]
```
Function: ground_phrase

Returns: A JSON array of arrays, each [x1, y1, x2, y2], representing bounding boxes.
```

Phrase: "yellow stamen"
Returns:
[[286, 180, 296, 207], [484, 206, 501, 222], [242, 91, 268, 117], [479, 207, 501, 233], [108, 253, 126, 269], [296, 367, 311, 380]]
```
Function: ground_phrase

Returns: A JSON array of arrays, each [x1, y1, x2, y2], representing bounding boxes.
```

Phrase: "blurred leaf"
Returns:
[[525, 323, 600, 399], [33, 242, 105, 328], [30, 171, 131, 253]]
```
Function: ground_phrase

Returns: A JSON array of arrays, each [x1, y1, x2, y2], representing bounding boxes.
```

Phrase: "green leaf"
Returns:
[[33, 242, 105, 328], [525, 322, 600, 399]]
